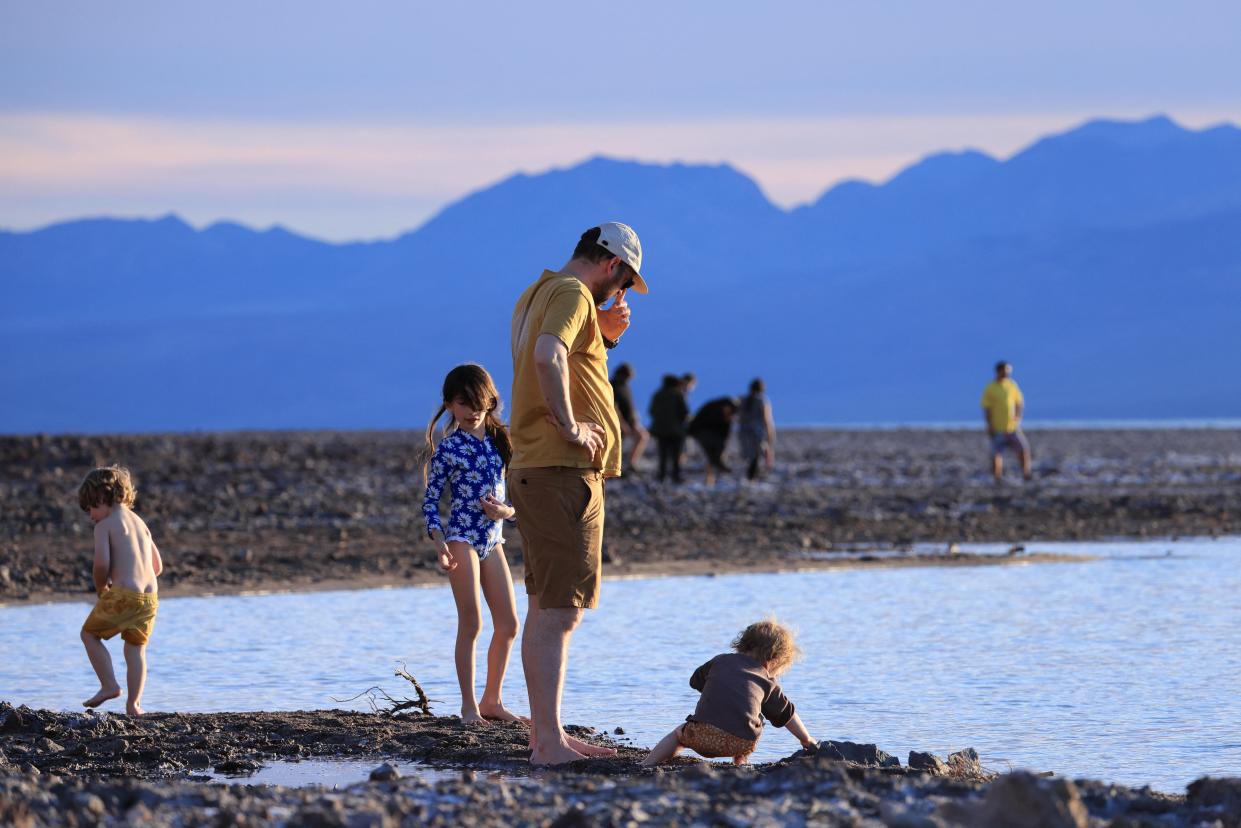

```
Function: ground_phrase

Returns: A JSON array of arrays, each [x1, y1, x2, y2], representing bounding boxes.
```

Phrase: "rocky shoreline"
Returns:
[[3, 428, 1240, 602], [1, 704, 1237, 826]]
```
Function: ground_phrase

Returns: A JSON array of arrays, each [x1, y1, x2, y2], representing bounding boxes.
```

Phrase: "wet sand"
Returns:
[[3, 428, 1239, 601], [4, 703, 1236, 826]]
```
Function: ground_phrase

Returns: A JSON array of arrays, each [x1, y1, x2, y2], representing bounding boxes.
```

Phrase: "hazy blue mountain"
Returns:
[[3, 115, 1240, 432]]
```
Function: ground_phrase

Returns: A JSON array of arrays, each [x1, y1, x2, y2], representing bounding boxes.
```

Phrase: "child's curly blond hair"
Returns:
[[732, 618, 803, 676], [78, 465, 137, 511]]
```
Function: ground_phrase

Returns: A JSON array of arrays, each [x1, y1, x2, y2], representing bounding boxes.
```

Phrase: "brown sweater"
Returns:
[[686, 652, 796, 741]]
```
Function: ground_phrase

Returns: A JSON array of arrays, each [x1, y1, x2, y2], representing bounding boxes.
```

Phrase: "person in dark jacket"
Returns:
[[688, 397, 738, 486], [648, 374, 689, 483], [610, 363, 648, 473]]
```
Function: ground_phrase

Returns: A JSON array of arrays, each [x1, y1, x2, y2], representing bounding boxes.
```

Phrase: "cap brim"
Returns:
[[631, 272, 649, 294]]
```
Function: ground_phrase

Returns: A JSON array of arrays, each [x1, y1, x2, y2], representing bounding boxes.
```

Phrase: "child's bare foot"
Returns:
[[126, 702, 144, 717], [460, 710, 487, 725], [83, 687, 121, 708], [479, 702, 528, 724], [732, 754, 749, 765]]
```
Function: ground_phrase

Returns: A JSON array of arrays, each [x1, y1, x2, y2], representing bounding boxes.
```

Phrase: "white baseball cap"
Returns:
[[595, 221, 648, 294]]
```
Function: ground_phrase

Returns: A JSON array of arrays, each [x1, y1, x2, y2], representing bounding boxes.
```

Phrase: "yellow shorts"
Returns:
[[82, 587, 159, 646], [679, 720, 758, 760]]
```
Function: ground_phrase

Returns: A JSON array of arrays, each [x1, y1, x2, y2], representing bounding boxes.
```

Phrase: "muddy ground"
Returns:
[[2, 428, 1239, 601], [3, 704, 1238, 827]]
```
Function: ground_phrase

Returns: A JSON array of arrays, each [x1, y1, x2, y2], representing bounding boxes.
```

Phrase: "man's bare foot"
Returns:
[[460, 710, 487, 725], [530, 740, 587, 766], [83, 687, 121, 708], [565, 734, 617, 757], [479, 702, 529, 724], [126, 702, 144, 717]]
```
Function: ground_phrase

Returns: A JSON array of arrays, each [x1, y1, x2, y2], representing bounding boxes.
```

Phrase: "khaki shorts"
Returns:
[[679, 720, 758, 759], [509, 466, 604, 609], [82, 587, 159, 646]]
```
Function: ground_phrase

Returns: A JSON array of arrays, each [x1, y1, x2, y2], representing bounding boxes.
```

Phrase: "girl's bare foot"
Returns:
[[83, 687, 121, 708], [125, 702, 144, 717], [460, 710, 487, 725], [479, 702, 529, 724]]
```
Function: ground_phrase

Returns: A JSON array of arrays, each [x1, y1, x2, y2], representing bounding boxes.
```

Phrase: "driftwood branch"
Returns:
[[329, 662, 436, 716]]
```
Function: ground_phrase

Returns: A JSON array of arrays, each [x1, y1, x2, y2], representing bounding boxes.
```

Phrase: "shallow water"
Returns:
[[3, 537, 1239, 793], [207, 758, 505, 788]]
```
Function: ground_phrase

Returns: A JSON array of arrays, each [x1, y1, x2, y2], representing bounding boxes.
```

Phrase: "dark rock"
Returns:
[[213, 758, 261, 774], [368, 761, 400, 782], [940, 771, 1088, 828], [613, 727, 625, 735], [815, 739, 901, 768], [908, 751, 950, 775], [1186, 776, 1241, 810], [947, 747, 983, 776], [184, 750, 211, 769], [549, 804, 595, 828]]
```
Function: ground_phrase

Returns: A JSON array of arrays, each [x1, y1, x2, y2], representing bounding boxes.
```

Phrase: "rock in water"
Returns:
[[947, 747, 983, 776], [369, 761, 400, 782], [908, 751, 950, 775], [815, 740, 901, 768]]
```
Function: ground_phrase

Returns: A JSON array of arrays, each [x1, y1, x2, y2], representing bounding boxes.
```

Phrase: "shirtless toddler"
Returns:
[[77, 465, 163, 716]]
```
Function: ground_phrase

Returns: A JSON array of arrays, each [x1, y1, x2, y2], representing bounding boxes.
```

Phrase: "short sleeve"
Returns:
[[1013, 384, 1024, 406], [980, 386, 992, 409], [539, 284, 592, 353]]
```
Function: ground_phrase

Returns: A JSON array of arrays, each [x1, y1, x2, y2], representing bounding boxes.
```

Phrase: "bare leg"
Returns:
[[477, 546, 524, 722], [123, 641, 147, 716], [991, 453, 1003, 482], [641, 726, 684, 767], [732, 753, 750, 765], [523, 600, 587, 765], [446, 541, 485, 724], [81, 631, 121, 708], [1020, 447, 1033, 481]]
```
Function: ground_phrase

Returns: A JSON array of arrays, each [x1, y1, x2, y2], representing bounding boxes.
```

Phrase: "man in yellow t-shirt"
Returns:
[[509, 222, 648, 766], [980, 361, 1032, 482]]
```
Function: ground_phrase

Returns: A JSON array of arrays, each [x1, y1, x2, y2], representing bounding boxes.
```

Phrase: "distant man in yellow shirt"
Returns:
[[981, 361, 1032, 482]]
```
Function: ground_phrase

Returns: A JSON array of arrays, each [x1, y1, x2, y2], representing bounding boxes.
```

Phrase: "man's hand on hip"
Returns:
[[545, 414, 605, 458]]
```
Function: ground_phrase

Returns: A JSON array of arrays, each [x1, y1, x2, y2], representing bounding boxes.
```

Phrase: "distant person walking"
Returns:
[[610, 363, 648, 473], [688, 397, 739, 486], [738, 379, 776, 481], [509, 222, 648, 765], [981, 360, 1032, 482], [649, 374, 690, 483]]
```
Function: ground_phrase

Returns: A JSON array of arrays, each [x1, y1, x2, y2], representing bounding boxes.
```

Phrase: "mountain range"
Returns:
[[3, 114, 1240, 433]]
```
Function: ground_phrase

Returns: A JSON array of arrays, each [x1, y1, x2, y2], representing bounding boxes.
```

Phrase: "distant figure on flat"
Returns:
[[610, 362, 648, 473], [78, 465, 163, 716], [688, 396, 739, 486], [738, 378, 776, 481], [981, 361, 1032, 482], [649, 373, 690, 484]]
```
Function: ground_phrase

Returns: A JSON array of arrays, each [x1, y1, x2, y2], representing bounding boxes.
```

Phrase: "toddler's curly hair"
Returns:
[[78, 465, 137, 511], [732, 618, 803, 676]]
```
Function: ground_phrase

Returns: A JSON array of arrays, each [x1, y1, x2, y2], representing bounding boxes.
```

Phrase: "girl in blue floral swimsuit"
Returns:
[[423, 364, 525, 724]]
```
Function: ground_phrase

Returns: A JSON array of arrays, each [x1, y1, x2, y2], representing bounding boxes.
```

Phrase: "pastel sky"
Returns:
[[3, 1, 1239, 241]]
